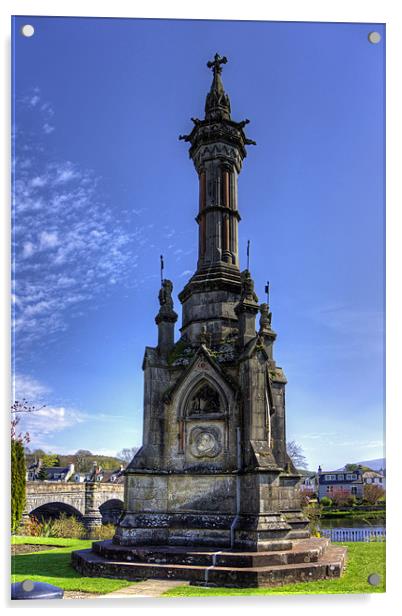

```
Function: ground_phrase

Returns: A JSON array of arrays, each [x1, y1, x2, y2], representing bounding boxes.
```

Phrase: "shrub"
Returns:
[[302, 502, 323, 537], [320, 496, 332, 507], [18, 515, 43, 536], [299, 494, 311, 508], [11, 439, 26, 533], [50, 513, 86, 539], [90, 524, 116, 540], [331, 488, 351, 507], [347, 495, 357, 507]]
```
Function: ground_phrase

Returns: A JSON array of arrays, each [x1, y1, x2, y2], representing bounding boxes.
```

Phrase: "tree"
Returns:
[[11, 398, 45, 445], [116, 447, 139, 464], [37, 467, 49, 481], [11, 399, 44, 532], [41, 453, 60, 468], [344, 463, 371, 472], [11, 438, 26, 533], [286, 441, 308, 469], [74, 450, 93, 473], [363, 484, 385, 505], [32, 449, 46, 459]]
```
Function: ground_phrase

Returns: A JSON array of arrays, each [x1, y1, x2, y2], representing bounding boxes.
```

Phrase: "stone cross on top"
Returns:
[[207, 53, 228, 75]]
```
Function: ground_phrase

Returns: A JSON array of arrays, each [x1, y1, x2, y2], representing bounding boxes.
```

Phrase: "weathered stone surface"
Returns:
[[72, 538, 347, 588], [71, 54, 346, 586], [25, 481, 124, 529]]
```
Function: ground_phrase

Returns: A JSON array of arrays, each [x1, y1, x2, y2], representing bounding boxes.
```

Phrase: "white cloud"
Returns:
[[39, 230, 59, 249], [43, 123, 55, 134], [19, 406, 89, 444], [31, 176, 47, 188], [22, 242, 35, 258], [13, 373, 50, 403], [54, 162, 78, 183]]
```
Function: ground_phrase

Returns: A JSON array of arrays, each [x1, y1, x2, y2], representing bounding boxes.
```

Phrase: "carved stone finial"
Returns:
[[259, 303, 272, 333], [240, 269, 259, 304], [205, 53, 231, 121], [207, 53, 228, 76]]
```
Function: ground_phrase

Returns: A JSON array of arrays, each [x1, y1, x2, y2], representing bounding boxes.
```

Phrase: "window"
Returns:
[[346, 473, 357, 480], [337, 474, 344, 480], [324, 474, 336, 481], [326, 486, 333, 493], [366, 478, 372, 484], [351, 487, 357, 495]]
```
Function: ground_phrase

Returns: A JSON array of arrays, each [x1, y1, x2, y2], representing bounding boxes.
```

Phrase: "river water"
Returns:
[[319, 516, 385, 530]]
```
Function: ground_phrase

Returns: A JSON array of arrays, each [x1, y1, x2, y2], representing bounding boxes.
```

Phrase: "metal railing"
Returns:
[[321, 527, 386, 542]]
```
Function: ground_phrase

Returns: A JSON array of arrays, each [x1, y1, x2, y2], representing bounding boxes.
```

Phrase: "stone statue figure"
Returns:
[[198, 325, 211, 346], [240, 269, 259, 303], [158, 279, 174, 310], [259, 303, 272, 332]]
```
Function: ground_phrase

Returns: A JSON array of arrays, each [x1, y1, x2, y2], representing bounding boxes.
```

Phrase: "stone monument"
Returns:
[[73, 54, 346, 587]]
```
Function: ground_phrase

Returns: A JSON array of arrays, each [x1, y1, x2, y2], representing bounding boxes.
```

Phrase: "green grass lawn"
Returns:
[[11, 535, 133, 594], [11, 537, 385, 597], [162, 542, 386, 597]]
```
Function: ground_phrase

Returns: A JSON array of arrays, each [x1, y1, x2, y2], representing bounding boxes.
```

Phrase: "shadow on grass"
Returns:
[[11, 547, 133, 594], [12, 549, 85, 580]]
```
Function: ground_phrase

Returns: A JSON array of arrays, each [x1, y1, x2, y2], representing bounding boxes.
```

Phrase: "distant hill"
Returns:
[[335, 458, 385, 472], [25, 451, 125, 473], [353, 458, 385, 471]]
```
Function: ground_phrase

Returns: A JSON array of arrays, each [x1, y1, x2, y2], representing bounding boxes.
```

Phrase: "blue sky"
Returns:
[[11, 16, 385, 470]]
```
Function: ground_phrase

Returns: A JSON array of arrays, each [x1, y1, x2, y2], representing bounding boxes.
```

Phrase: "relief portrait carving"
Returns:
[[189, 426, 222, 459]]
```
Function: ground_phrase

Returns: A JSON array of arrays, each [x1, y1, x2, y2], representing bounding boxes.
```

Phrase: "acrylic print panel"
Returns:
[[11, 16, 385, 598]]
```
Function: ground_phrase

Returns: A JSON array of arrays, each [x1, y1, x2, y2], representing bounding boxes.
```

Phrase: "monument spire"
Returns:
[[178, 54, 256, 344]]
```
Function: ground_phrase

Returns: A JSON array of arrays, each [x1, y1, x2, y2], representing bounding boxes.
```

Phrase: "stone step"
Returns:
[[72, 541, 347, 589], [92, 537, 329, 568]]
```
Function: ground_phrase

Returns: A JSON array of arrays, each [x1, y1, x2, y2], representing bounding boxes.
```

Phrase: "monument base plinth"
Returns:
[[72, 537, 347, 588]]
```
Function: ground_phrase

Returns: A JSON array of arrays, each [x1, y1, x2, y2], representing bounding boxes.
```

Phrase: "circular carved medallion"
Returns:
[[189, 426, 222, 458]]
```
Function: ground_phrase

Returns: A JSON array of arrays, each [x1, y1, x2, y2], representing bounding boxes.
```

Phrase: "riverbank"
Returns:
[[321, 509, 385, 520]]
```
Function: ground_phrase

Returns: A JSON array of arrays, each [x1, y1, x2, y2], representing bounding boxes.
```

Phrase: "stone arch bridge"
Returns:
[[24, 481, 125, 530]]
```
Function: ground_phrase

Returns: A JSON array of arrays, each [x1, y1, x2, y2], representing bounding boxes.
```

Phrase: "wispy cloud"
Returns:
[[12, 373, 130, 451], [312, 304, 384, 338], [20, 88, 55, 134], [12, 90, 147, 348], [13, 373, 50, 403], [12, 373, 88, 446]]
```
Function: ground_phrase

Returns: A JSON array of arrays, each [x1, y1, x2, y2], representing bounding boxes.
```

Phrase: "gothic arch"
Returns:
[[178, 372, 229, 420]]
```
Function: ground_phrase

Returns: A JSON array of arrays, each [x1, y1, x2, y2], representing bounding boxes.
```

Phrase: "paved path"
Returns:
[[63, 579, 189, 599], [98, 579, 189, 598]]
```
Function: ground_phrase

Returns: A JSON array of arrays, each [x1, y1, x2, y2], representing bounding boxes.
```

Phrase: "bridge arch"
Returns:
[[29, 501, 84, 522], [99, 498, 124, 524]]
